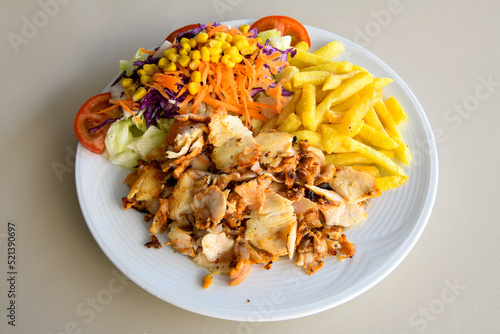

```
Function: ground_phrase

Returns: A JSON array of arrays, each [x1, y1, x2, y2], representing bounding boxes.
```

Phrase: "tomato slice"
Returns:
[[165, 24, 200, 42], [250, 16, 311, 47], [74, 92, 121, 154]]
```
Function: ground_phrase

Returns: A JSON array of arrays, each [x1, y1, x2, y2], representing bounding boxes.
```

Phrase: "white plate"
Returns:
[[75, 19, 438, 321]]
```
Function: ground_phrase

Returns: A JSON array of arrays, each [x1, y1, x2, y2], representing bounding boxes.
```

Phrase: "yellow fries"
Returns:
[[293, 71, 331, 88], [268, 39, 411, 192], [301, 84, 317, 130], [376, 175, 409, 191], [313, 41, 344, 58], [357, 123, 398, 150], [374, 101, 412, 165], [384, 96, 407, 124], [316, 72, 373, 120]]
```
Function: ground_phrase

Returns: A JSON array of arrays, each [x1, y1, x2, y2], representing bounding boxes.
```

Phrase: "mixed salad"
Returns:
[[74, 16, 309, 167]]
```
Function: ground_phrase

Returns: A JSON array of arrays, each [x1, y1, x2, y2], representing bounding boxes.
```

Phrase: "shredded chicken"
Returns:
[[122, 110, 382, 287]]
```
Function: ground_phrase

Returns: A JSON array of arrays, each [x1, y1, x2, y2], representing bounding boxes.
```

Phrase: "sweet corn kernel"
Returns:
[[121, 78, 133, 89], [232, 35, 245, 44], [178, 48, 188, 56], [225, 34, 233, 43], [187, 81, 201, 95], [214, 32, 226, 41], [191, 70, 202, 83], [164, 62, 177, 72], [235, 38, 250, 50], [132, 87, 147, 101], [164, 48, 177, 57], [137, 69, 147, 77], [240, 46, 254, 56], [200, 47, 210, 61], [255, 37, 262, 44], [224, 46, 238, 55], [178, 55, 191, 67], [208, 39, 222, 48], [191, 50, 201, 60], [126, 83, 139, 95], [188, 59, 200, 71], [180, 37, 190, 45], [158, 57, 168, 69], [230, 52, 243, 63], [196, 32, 208, 44], [221, 54, 236, 68], [143, 64, 158, 75], [221, 41, 231, 51], [188, 38, 197, 49], [210, 54, 221, 62], [140, 75, 151, 84], [208, 47, 222, 56], [221, 54, 231, 63], [180, 42, 191, 53], [239, 24, 250, 34], [167, 53, 181, 62]]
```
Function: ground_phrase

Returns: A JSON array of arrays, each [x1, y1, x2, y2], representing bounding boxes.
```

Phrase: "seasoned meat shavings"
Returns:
[[123, 111, 382, 286]]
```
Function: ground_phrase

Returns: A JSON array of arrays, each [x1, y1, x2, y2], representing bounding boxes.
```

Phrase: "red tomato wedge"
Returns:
[[74, 92, 121, 154], [250, 16, 311, 46], [165, 24, 200, 42]]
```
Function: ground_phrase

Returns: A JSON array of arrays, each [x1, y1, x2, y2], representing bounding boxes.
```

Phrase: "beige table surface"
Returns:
[[1, 0, 499, 333]]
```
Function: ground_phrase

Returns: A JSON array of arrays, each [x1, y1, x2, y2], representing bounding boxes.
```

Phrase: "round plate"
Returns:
[[75, 19, 438, 321]]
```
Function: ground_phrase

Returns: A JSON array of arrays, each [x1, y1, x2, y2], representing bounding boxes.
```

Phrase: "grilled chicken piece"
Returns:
[[201, 232, 235, 262], [304, 184, 345, 205], [126, 162, 165, 202], [234, 179, 267, 212], [208, 112, 260, 172], [229, 259, 253, 286], [329, 166, 381, 204], [168, 169, 199, 227], [193, 253, 232, 274], [296, 141, 325, 185], [255, 132, 296, 168], [244, 192, 297, 259], [192, 185, 227, 229], [296, 252, 324, 275], [149, 198, 169, 234], [165, 122, 207, 160], [319, 202, 367, 227], [167, 226, 195, 257]]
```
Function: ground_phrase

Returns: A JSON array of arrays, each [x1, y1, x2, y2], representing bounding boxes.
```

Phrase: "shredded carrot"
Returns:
[[151, 73, 182, 92], [119, 100, 144, 124], [139, 47, 156, 55]]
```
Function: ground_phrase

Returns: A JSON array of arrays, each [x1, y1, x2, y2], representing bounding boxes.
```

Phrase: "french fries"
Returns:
[[259, 39, 411, 192]]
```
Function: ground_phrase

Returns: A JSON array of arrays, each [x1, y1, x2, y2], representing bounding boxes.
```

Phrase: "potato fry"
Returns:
[[363, 108, 386, 134], [313, 41, 344, 58], [301, 61, 353, 74], [351, 165, 380, 178], [322, 71, 360, 91], [260, 115, 278, 133], [358, 77, 393, 96], [323, 109, 345, 123], [292, 71, 331, 88], [325, 152, 373, 165], [357, 123, 398, 150], [384, 96, 407, 124], [374, 101, 412, 165], [340, 134, 405, 175], [292, 130, 323, 149], [336, 87, 382, 136], [315, 72, 374, 121], [301, 84, 317, 130], [275, 65, 299, 82], [316, 87, 333, 103], [376, 175, 409, 191], [331, 93, 360, 111], [292, 49, 334, 66], [288, 42, 310, 68], [277, 113, 302, 133], [320, 125, 348, 154], [276, 89, 302, 124]]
